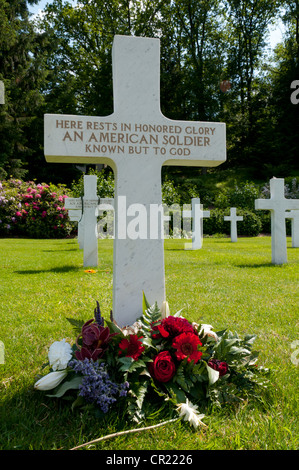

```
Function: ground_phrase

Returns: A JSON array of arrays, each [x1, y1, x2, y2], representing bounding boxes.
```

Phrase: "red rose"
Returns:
[[208, 359, 229, 376], [172, 332, 202, 363], [149, 351, 176, 383]]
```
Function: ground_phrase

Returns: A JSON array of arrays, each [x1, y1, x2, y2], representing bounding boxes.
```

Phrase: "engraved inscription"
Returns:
[[55, 119, 216, 157]]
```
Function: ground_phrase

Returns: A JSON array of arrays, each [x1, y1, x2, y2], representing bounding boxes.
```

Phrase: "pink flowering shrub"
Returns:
[[0, 179, 73, 238]]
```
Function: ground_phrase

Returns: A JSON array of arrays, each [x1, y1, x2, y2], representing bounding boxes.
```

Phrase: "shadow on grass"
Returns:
[[42, 248, 79, 253], [236, 262, 281, 268], [14, 265, 82, 274], [164, 247, 186, 251]]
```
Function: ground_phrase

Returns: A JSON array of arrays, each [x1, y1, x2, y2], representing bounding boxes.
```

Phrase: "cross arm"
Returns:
[[255, 199, 275, 210]]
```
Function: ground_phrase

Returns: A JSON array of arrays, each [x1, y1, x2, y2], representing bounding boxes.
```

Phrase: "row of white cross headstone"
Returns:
[[65, 176, 245, 265], [67, 175, 299, 268]]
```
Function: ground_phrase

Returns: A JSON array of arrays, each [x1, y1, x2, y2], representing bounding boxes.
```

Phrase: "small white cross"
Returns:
[[183, 198, 210, 249], [255, 177, 299, 264], [224, 207, 243, 242]]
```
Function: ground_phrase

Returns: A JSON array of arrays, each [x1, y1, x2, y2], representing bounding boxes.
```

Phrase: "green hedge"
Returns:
[[204, 208, 262, 237]]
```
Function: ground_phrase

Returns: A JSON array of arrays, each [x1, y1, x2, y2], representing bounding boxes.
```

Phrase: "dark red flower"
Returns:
[[75, 319, 113, 361], [75, 346, 103, 361], [208, 359, 229, 376], [152, 315, 195, 340], [118, 334, 145, 360], [172, 332, 202, 363], [149, 351, 176, 383]]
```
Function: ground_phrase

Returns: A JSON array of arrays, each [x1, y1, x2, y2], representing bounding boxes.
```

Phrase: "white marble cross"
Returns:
[[65, 175, 98, 267], [182, 198, 210, 249], [224, 207, 243, 242], [44, 35, 226, 326], [285, 210, 299, 248], [255, 177, 299, 264]]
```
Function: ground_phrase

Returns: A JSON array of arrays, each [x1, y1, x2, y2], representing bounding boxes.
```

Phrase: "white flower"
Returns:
[[34, 370, 68, 391], [176, 399, 207, 429], [48, 339, 72, 371], [121, 320, 143, 336], [206, 363, 220, 385], [161, 300, 170, 319]]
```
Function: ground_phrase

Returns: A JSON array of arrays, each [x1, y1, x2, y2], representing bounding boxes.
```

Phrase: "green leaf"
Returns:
[[164, 382, 186, 404], [46, 376, 82, 398], [173, 308, 185, 317], [66, 317, 85, 334], [71, 395, 85, 411], [173, 362, 190, 392], [118, 356, 147, 373], [105, 318, 122, 334], [118, 356, 134, 372], [137, 294, 163, 340], [140, 336, 155, 349], [142, 291, 151, 314], [135, 382, 148, 409], [244, 334, 257, 345]]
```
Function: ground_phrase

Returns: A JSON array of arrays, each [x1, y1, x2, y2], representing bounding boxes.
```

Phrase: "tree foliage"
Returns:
[[0, 0, 45, 178], [0, 0, 298, 184]]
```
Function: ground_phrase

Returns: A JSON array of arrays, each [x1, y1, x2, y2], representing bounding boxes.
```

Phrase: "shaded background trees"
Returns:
[[0, 0, 46, 179], [0, 0, 298, 186]]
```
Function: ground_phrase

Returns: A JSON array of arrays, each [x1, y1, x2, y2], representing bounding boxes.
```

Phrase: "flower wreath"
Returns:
[[34, 294, 270, 432]]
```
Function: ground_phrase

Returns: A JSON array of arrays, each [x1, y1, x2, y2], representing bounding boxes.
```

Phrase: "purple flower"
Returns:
[[75, 319, 114, 361], [94, 301, 104, 327], [69, 359, 129, 413]]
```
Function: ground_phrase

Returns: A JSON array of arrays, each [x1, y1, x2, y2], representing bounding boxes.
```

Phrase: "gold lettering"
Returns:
[[88, 132, 98, 142], [74, 131, 83, 141], [149, 134, 158, 145], [62, 131, 72, 141]]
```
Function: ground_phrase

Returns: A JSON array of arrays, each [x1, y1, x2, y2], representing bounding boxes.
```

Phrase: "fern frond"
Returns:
[[139, 293, 162, 337], [173, 362, 190, 393]]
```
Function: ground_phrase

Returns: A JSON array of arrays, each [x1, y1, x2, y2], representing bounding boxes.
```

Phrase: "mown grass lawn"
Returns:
[[0, 236, 298, 450]]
